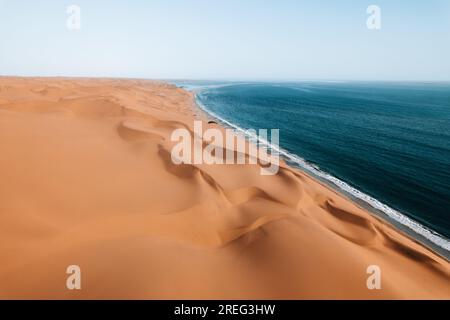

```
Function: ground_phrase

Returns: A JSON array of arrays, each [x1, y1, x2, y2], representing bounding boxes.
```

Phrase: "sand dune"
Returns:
[[0, 77, 448, 299]]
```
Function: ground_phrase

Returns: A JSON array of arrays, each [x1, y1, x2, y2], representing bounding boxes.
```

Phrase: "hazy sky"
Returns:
[[1, 0, 449, 81]]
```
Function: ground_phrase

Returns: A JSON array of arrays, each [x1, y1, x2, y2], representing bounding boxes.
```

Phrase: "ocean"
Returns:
[[174, 81, 450, 254]]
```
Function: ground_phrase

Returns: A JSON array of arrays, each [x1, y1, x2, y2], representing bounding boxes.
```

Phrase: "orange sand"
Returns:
[[0, 77, 448, 299]]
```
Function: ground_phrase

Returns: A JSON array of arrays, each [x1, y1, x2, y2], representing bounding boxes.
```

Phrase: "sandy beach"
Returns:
[[0, 77, 448, 299]]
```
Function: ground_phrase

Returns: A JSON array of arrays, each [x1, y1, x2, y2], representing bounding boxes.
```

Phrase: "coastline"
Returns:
[[191, 86, 450, 260], [0, 77, 448, 299]]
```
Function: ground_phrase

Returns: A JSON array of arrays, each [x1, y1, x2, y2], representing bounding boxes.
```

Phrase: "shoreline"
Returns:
[[189, 86, 450, 261]]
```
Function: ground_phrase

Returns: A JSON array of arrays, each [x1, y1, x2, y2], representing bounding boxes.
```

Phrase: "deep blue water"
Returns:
[[176, 81, 450, 248]]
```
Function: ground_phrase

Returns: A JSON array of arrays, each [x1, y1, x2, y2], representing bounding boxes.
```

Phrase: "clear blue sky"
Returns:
[[1, 0, 449, 81]]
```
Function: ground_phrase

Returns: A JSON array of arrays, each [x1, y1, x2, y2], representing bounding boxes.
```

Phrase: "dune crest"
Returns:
[[0, 77, 448, 299]]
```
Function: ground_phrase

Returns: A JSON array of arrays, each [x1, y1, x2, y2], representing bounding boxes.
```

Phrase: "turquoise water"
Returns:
[[175, 81, 450, 251]]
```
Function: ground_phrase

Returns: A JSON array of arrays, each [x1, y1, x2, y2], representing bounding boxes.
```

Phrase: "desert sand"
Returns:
[[0, 77, 448, 299]]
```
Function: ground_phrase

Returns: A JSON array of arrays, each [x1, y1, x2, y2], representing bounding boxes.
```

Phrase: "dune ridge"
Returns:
[[0, 77, 448, 299]]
